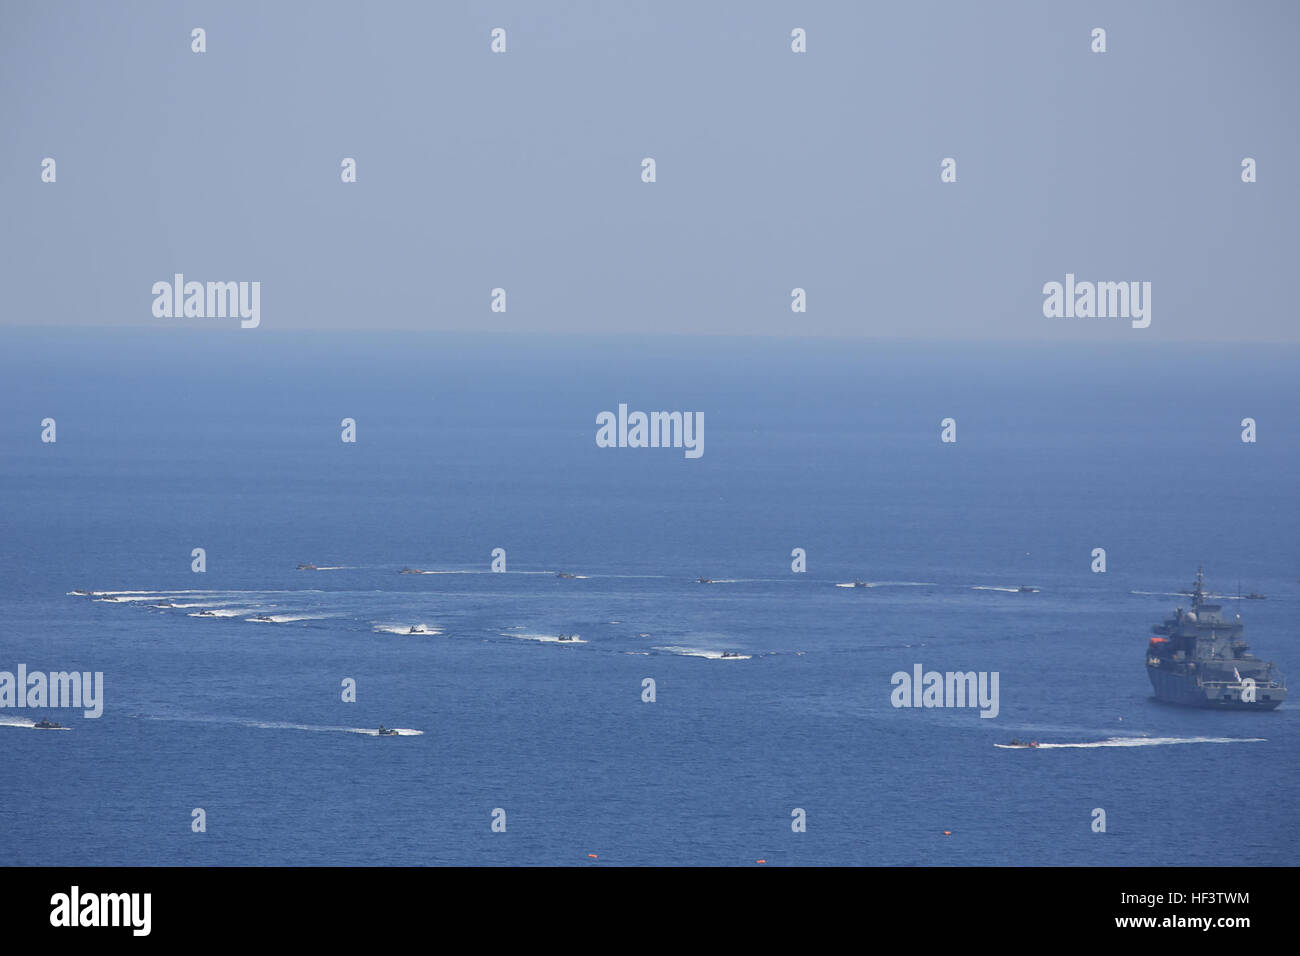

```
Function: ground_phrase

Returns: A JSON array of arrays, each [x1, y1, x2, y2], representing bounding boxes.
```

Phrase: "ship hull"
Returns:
[[1147, 666, 1284, 710]]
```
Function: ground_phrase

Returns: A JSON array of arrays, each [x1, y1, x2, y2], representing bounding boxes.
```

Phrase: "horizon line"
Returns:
[[4, 323, 1299, 348]]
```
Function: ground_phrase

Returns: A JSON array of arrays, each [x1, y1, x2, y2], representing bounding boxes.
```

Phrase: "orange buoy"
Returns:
[[943, 831, 952, 836], [587, 853, 598, 859], [756, 859, 767, 864]]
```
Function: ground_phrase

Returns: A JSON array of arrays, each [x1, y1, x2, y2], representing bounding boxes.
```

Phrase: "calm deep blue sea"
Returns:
[[1, 330, 1296, 866]]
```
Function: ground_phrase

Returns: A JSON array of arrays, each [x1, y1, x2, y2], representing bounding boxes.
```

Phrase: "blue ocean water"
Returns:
[[1, 330, 1296, 866]]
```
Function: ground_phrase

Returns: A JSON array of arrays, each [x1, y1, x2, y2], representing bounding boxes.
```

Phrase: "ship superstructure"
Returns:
[[1146, 568, 1285, 709]]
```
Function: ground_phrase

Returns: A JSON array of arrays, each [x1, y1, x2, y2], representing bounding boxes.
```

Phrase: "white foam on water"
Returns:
[[92, 588, 325, 597], [997, 736, 1266, 750], [91, 590, 252, 601], [87, 590, 209, 596], [189, 608, 264, 618], [241, 613, 335, 624], [654, 646, 751, 660], [247, 722, 422, 736], [971, 586, 1023, 593], [0, 716, 72, 730], [399, 569, 477, 575], [242, 720, 425, 736], [403, 567, 551, 574], [373, 624, 444, 636], [348, 727, 424, 736], [838, 581, 936, 588], [503, 632, 586, 644], [133, 714, 422, 736]]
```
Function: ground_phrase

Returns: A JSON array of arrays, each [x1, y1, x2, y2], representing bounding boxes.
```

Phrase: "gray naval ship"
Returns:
[[1146, 568, 1286, 709]]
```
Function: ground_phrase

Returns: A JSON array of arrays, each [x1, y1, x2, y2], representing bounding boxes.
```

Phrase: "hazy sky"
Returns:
[[3, 0, 1297, 341]]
